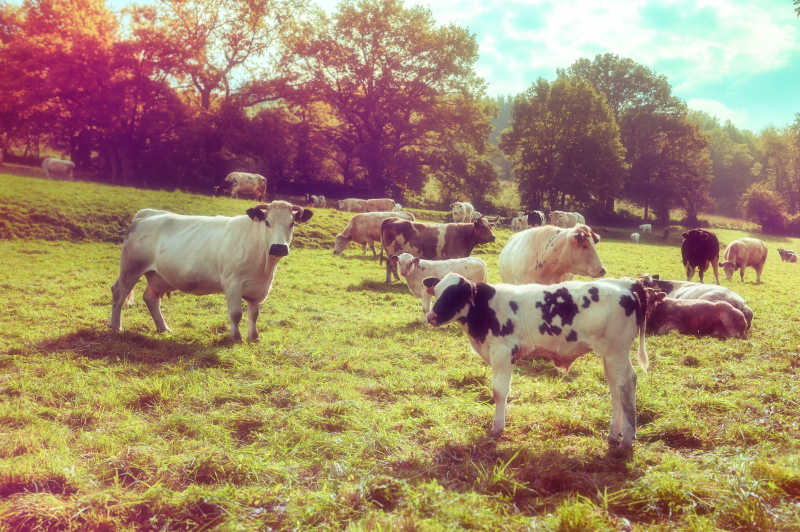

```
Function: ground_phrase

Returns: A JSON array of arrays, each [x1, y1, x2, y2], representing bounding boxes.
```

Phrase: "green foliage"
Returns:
[[739, 182, 788, 233], [500, 76, 627, 210]]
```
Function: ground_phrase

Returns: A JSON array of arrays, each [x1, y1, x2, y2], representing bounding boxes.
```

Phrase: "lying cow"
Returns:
[[225, 172, 267, 201], [499, 224, 605, 284], [392, 252, 487, 317], [549, 210, 585, 228], [681, 229, 719, 284], [647, 297, 748, 339], [109, 201, 313, 341], [451, 201, 475, 223], [778, 248, 798, 263], [720, 237, 767, 283], [42, 157, 75, 180], [310, 195, 326, 208], [333, 210, 415, 257], [639, 276, 753, 329], [423, 273, 661, 453], [381, 217, 495, 284]]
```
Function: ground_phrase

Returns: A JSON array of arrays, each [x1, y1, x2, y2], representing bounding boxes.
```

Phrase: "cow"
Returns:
[[333, 210, 415, 257], [681, 229, 720, 284], [338, 198, 368, 212], [498, 224, 605, 285], [778, 248, 798, 263], [647, 297, 748, 339], [470, 211, 483, 222], [451, 202, 475, 223], [365, 198, 398, 212], [630, 232, 640, 243], [109, 201, 313, 341], [422, 272, 662, 454], [310, 195, 327, 208], [41, 157, 75, 180], [380, 217, 495, 284], [639, 276, 753, 329], [511, 211, 545, 231], [720, 238, 767, 283], [549, 210, 585, 228], [224, 172, 267, 201], [638, 223, 653, 233], [391, 252, 487, 317]]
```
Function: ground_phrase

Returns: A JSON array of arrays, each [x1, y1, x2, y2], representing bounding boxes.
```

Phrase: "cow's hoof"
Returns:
[[489, 426, 504, 437], [608, 441, 633, 460], [247, 334, 260, 343]]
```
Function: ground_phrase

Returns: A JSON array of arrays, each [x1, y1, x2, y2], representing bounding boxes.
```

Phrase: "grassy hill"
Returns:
[[2, 170, 800, 530]]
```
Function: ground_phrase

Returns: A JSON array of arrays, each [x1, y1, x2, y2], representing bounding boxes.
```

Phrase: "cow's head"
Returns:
[[719, 260, 737, 280], [391, 253, 419, 277], [246, 201, 313, 257], [423, 273, 475, 326], [333, 233, 349, 254], [472, 217, 495, 244], [566, 224, 605, 278]]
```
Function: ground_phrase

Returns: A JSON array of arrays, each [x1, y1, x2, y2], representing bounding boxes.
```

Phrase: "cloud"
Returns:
[[686, 98, 747, 125]]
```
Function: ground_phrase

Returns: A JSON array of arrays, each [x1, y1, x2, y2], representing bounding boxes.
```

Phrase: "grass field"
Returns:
[[2, 170, 800, 530]]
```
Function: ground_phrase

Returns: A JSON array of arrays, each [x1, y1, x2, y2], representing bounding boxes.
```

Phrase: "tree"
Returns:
[[499, 76, 627, 210], [739, 182, 787, 233], [282, 0, 490, 197]]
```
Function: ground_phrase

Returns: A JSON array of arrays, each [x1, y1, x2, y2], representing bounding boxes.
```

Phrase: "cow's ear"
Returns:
[[293, 206, 313, 223], [572, 230, 586, 246], [412, 257, 420, 267], [246, 207, 266, 221], [390, 255, 399, 265], [423, 276, 440, 295], [591, 231, 600, 244]]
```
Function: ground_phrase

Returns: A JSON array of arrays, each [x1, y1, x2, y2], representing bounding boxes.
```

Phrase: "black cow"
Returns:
[[681, 229, 720, 284]]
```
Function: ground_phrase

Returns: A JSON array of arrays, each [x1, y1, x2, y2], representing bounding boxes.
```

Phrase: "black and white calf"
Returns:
[[423, 273, 660, 453]]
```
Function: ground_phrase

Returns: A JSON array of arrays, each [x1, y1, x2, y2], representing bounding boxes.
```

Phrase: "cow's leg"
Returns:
[[369, 241, 377, 258], [225, 289, 244, 341], [143, 272, 172, 333], [698, 264, 705, 283], [421, 292, 432, 317], [109, 271, 141, 332], [385, 259, 392, 284], [246, 300, 260, 342], [362, 243, 368, 255], [685, 264, 694, 282], [603, 351, 637, 452], [755, 263, 764, 283], [489, 347, 513, 436], [711, 261, 720, 285]]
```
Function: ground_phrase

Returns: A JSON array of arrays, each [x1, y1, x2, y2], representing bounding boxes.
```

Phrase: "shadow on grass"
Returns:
[[346, 279, 411, 294], [35, 328, 222, 366]]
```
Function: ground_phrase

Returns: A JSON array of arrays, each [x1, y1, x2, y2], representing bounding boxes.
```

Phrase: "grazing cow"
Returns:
[[365, 198, 398, 212], [109, 201, 313, 341], [391, 252, 487, 317], [338, 198, 368, 212], [311, 195, 326, 208], [498, 224, 605, 284], [451, 201, 475, 223], [639, 276, 753, 329], [41, 157, 75, 180], [549, 210, 585, 228], [720, 238, 767, 283], [648, 298, 748, 339], [681, 229, 720, 284], [224, 172, 267, 201], [511, 211, 545, 231], [630, 232, 640, 243], [380, 217, 495, 284], [333, 210, 415, 257], [778, 248, 798, 263], [423, 273, 661, 453], [638, 223, 653, 233]]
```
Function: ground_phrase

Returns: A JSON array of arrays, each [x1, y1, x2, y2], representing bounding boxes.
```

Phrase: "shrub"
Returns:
[[738, 183, 787, 234]]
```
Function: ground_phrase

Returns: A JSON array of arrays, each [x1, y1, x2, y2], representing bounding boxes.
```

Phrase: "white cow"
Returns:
[[391, 252, 487, 316], [225, 172, 267, 201], [423, 273, 662, 453], [310, 195, 327, 208], [549, 210, 585, 228], [338, 198, 368, 212], [109, 201, 313, 341], [451, 201, 475, 223], [499, 224, 605, 284], [638, 223, 652, 233], [365, 198, 398, 212], [333, 210, 415, 257], [41, 157, 75, 180], [630, 232, 640, 243]]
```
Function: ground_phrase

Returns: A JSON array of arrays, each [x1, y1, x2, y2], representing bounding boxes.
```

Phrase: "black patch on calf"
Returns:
[[566, 330, 578, 342], [463, 284, 515, 343], [536, 288, 579, 328], [431, 278, 473, 324], [582, 296, 591, 308], [509, 301, 518, 313], [539, 323, 562, 336], [619, 295, 636, 317], [589, 287, 599, 301]]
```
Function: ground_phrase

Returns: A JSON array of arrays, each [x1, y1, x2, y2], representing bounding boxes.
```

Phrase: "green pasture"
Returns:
[[2, 171, 800, 530]]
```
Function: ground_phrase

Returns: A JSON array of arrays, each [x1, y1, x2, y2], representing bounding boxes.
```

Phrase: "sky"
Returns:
[[311, 0, 800, 133]]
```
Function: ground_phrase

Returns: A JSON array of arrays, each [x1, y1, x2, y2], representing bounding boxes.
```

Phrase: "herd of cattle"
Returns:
[[108, 194, 799, 456]]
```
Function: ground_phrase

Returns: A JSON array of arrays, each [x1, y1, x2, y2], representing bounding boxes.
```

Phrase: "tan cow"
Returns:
[[333, 210, 415, 257], [225, 172, 267, 201], [549, 210, 585, 228], [498, 224, 605, 284], [720, 238, 767, 283], [42, 157, 75, 180], [365, 198, 398, 212], [338, 198, 368, 212]]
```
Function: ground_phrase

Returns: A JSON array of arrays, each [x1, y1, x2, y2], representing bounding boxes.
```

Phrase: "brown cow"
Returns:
[[380, 217, 495, 284], [720, 238, 767, 283], [648, 297, 748, 339]]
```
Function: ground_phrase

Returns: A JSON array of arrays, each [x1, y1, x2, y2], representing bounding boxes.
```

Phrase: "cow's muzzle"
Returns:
[[269, 244, 289, 257], [426, 312, 440, 326]]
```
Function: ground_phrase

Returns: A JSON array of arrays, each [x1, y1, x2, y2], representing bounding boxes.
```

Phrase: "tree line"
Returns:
[[1, 0, 798, 229]]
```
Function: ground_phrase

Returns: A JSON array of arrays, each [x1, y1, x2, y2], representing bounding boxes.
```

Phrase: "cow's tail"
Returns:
[[630, 281, 665, 374]]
